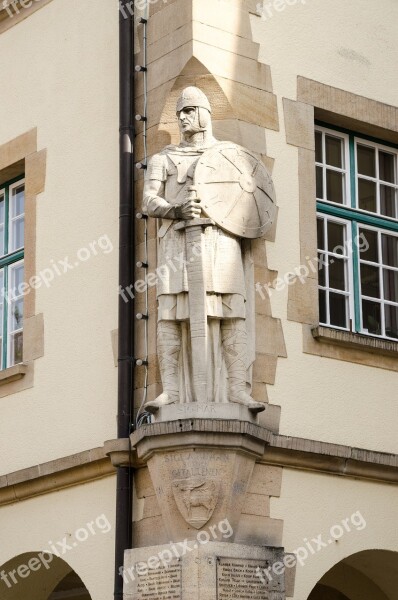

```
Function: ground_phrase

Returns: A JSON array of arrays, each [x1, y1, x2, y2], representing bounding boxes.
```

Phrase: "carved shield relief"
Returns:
[[194, 143, 277, 239], [172, 477, 220, 529]]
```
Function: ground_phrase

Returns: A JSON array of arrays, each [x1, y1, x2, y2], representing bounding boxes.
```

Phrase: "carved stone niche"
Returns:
[[125, 419, 296, 599]]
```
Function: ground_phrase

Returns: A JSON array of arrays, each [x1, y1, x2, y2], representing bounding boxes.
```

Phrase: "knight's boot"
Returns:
[[221, 319, 265, 414], [145, 321, 181, 414]]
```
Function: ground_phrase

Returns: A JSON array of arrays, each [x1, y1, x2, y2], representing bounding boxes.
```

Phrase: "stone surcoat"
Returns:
[[144, 144, 246, 309]]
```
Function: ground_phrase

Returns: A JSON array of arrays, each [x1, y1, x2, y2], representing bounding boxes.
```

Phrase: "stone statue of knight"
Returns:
[[143, 86, 264, 414]]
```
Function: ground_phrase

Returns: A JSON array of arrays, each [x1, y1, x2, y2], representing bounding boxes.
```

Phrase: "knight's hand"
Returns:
[[177, 198, 202, 220]]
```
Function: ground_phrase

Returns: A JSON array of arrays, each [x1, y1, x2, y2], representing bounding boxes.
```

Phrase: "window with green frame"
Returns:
[[315, 123, 398, 341], [0, 176, 25, 369]]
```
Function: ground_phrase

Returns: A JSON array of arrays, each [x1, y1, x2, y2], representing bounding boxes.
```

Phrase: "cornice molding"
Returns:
[[1, 431, 397, 507]]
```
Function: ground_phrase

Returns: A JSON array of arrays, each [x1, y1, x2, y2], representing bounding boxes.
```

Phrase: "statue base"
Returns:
[[123, 541, 295, 599], [150, 403, 261, 424]]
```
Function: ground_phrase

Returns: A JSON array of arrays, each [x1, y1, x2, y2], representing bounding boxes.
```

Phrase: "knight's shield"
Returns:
[[172, 477, 220, 529], [194, 143, 277, 239]]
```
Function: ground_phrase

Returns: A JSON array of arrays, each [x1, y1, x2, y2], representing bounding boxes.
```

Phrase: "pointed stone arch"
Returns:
[[158, 56, 243, 148]]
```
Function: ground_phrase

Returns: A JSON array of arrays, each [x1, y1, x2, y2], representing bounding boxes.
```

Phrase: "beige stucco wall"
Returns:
[[0, 0, 119, 472], [249, 0, 398, 453], [274, 467, 398, 599], [0, 2, 397, 600], [0, 475, 115, 600]]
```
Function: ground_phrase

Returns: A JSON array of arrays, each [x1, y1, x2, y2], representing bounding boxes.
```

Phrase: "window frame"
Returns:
[[317, 212, 355, 332], [0, 175, 25, 371], [316, 122, 398, 343]]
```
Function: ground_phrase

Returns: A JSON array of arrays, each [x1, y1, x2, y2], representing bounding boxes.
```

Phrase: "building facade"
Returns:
[[0, 1, 397, 599]]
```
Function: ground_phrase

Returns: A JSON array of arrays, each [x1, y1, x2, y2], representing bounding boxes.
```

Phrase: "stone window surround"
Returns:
[[0, 128, 45, 395], [0, 0, 54, 35], [285, 77, 398, 371]]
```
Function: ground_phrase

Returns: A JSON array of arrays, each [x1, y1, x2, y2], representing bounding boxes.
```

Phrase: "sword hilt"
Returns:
[[174, 218, 215, 231]]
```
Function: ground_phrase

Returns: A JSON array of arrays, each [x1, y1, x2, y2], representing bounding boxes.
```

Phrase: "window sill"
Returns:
[[311, 326, 398, 358], [0, 363, 28, 385]]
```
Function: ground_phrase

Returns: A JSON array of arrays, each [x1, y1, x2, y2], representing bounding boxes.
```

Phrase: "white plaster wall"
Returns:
[[250, 0, 398, 453], [274, 468, 398, 599], [0, 0, 119, 472], [0, 476, 116, 600]]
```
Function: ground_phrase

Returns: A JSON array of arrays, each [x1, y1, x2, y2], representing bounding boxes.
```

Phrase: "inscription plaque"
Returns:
[[135, 561, 181, 600], [217, 558, 284, 600]]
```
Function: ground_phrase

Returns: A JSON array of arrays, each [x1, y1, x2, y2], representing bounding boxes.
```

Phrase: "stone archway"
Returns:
[[308, 550, 398, 600], [0, 553, 92, 600]]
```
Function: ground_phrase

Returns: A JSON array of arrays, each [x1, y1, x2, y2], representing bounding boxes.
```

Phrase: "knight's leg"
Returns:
[[145, 320, 181, 413], [221, 318, 265, 414]]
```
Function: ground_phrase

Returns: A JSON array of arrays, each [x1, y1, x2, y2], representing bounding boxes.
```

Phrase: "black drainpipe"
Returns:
[[114, 1, 134, 599]]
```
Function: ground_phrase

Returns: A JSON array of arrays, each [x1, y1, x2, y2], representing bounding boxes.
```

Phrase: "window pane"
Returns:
[[315, 131, 323, 163], [316, 166, 323, 199], [385, 305, 398, 339], [359, 228, 379, 262], [317, 218, 325, 250], [318, 253, 326, 287], [10, 331, 23, 366], [360, 264, 380, 298], [11, 185, 24, 217], [0, 196, 4, 224], [379, 151, 395, 184], [329, 258, 346, 291], [362, 300, 381, 335], [10, 298, 23, 331], [325, 135, 343, 168], [380, 185, 397, 218], [358, 178, 377, 212], [383, 269, 398, 303], [329, 292, 347, 328], [326, 170, 344, 204], [11, 218, 24, 251], [327, 221, 345, 254], [357, 144, 376, 177], [382, 234, 398, 268], [0, 225, 4, 257], [319, 289, 326, 324], [11, 263, 24, 296], [0, 270, 3, 338]]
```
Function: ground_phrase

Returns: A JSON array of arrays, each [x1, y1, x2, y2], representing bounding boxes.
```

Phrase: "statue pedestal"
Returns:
[[151, 403, 260, 424], [126, 420, 295, 599], [124, 541, 294, 600]]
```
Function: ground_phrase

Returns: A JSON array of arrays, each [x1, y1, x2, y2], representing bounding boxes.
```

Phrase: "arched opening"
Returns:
[[0, 553, 92, 600], [308, 550, 398, 600]]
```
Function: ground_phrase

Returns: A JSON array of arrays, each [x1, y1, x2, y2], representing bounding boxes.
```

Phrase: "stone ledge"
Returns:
[[0, 363, 27, 385], [312, 326, 398, 358], [0, 0, 54, 34], [0, 447, 114, 506], [130, 419, 273, 463], [1, 428, 398, 508], [262, 435, 398, 484]]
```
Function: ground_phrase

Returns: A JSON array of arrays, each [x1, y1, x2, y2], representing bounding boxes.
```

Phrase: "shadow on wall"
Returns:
[[307, 549, 398, 600], [0, 552, 92, 600]]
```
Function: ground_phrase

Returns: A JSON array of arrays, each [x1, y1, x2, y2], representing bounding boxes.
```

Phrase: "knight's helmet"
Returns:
[[176, 86, 212, 132]]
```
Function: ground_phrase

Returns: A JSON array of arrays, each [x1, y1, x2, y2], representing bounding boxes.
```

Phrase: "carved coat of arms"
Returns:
[[172, 477, 220, 529]]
